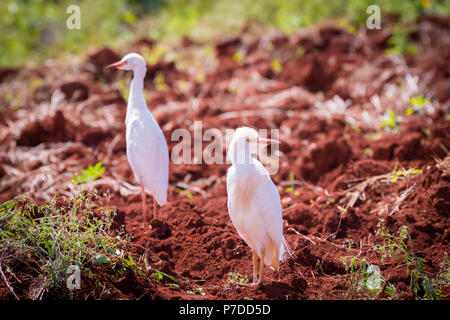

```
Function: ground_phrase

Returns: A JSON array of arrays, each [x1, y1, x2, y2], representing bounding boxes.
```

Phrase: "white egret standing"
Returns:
[[226, 127, 294, 284], [106, 53, 168, 226]]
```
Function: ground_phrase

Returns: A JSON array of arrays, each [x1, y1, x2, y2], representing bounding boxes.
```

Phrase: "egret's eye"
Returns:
[[246, 137, 250, 143]]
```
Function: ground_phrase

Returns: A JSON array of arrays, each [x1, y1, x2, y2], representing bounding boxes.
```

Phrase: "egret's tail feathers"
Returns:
[[270, 246, 280, 271], [282, 237, 296, 260], [265, 238, 295, 270], [264, 239, 280, 270], [145, 186, 167, 206]]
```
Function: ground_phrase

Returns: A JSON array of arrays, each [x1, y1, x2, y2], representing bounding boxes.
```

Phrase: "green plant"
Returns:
[[72, 162, 106, 184], [340, 255, 397, 298], [151, 268, 179, 283], [342, 120, 361, 134], [141, 44, 168, 66], [270, 59, 283, 73], [432, 253, 450, 289], [0, 191, 129, 297], [175, 187, 194, 199], [227, 270, 249, 286], [380, 110, 401, 130], [385, 27, 418, 56], [406, 94, 430, 115], [374, 220, 445, 300], [232, 51, 244, 64], [390, 166, 422, 183], [0, 0, 138, 67], [187, 287, 205, 295], [342, 239, 354, 251], [285, 172, 299, 195], [3, 0, 450, 67], [410, 94, 429, 108], [154, 71, 169, 91]]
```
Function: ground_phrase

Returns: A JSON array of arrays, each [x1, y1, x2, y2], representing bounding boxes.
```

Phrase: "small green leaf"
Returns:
[[271, 59, 283, 73], [188, 288, 205, 295], [124, 254, 135, 267], [232, 52, 243, 64], [169, 283, 179, 290], [381, 110, 399, 130], [95, 254, 111, 266], [405, 108, 415, 115], [106, 246, 120, 256], [410, 94, 429, 108]]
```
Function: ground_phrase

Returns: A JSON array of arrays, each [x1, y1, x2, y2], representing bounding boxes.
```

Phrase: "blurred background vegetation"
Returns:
[[1, 0, 449, 67]]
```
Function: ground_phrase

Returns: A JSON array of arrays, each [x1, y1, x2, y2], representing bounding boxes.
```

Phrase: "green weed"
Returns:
[[390, 166, 422, 183], [270, 59, 283, 73], [385, 27, 418, 56], [406, 94, 430, 115], [0, 191, 128, 297], [72, 162, 106, 184], [380, 110, 401, 130], [227, 270, 249, 286], [154, 71, 169, 91], [374, 220, 445, 300], [285, 172, 299, 195], [187, 287, 205, 295]]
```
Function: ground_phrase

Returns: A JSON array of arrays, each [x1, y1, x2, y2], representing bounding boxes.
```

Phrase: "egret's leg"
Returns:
[[153, 197, 157, 219], [252, 250, 258, 284], [141, 185, 147, 228], [258, 252, 265, 285]]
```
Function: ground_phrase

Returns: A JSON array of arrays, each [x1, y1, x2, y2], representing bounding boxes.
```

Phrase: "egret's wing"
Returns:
[[226, 165, 255, 246], [252, 160, 286, 260], [226, 166, 238, 223], [254, 178, 283, 239], [127, 115, 169, 205]]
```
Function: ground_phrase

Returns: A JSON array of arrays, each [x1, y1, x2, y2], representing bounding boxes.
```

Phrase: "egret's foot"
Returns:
[[247, 282, 264, 289]]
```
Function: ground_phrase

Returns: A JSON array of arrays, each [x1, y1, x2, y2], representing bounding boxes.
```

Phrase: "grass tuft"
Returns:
[[0, 190, 130, 298]]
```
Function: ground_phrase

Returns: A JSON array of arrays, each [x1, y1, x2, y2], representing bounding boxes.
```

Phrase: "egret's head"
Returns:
[[105, 53, 147, 73], [227, 127, 280, 165]]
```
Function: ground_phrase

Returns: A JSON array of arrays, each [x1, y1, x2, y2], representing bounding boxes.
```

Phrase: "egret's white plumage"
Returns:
[[106, 53, 168, 223], [226, 127, 294, 284]]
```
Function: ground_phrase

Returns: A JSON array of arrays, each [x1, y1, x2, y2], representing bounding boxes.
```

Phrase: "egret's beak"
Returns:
[[258, 137, 281, 145], [105, 61, 125, 69]]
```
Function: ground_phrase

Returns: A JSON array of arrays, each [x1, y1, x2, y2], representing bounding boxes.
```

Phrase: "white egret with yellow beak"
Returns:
[[106, 53, 168, 225], [226, 127, 294, 284]]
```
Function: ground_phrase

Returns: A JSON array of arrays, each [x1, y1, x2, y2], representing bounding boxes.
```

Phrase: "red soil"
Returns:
[[0, 17, 449, 300]]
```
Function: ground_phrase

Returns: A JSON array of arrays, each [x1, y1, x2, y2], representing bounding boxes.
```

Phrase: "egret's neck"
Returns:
[[128, 68, 147, 110], [228, 143, 254, 167]]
